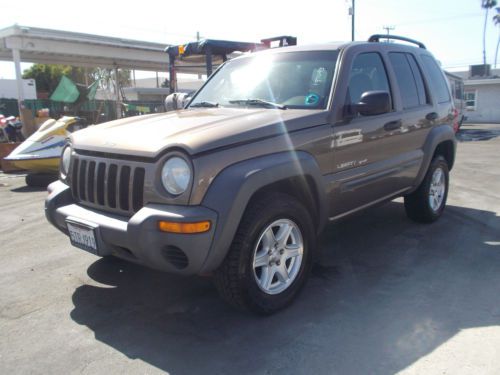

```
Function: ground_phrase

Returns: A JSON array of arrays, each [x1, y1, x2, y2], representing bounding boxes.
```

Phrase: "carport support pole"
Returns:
[[12, 48, 24, 117], [114, 66, 121, 119], [206, 46, 213, 77], [169, 54, 177, 93]]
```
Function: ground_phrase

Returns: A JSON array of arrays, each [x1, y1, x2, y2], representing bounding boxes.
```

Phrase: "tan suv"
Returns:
[[46, 35, 457, 314]]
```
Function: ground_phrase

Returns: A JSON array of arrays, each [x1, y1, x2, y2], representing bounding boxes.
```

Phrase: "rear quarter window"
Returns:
[[421, 55, 451, 104], [389, 53, 427, 109]]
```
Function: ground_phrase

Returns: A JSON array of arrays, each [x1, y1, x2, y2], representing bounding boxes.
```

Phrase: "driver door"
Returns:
[[329, 51, 405, 217]]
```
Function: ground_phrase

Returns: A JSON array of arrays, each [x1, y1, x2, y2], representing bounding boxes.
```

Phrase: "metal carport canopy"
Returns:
[[0, 24, 204, 74]]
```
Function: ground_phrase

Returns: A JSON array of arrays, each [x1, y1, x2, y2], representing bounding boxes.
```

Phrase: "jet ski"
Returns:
[[4, 116, 87, 185]]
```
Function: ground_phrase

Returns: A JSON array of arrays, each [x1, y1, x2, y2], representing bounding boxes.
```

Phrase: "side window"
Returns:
[[448, 79, 456, 99], [348, 52, 390, 105], [389, 53, 419, 109], [407, 54, 428, 105], [421, 55, 451, 103], [456, 80, 464, 100], [389, 53, 428, 109], [464, 90, 476, 110]]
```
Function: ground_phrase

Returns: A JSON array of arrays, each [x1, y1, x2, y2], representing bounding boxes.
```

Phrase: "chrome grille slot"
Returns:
[[107, 164, 118, 208], [71, 158, 79, 201], [132, 167, 145, 212], [87, 161, 96, 203], [119, 166, 131, 211], [78, 160, 87, 201], [69, 154, 146, 216], [97, 162, 106, 205]]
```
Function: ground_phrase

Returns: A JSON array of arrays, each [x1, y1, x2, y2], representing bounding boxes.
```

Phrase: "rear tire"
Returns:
[[404, 155, 449, 223], [214, 192, 315, 314]]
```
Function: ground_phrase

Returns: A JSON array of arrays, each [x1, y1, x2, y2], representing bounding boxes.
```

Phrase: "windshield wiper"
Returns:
[[228, 99, 287, 110], [190, 101, 219, 108]]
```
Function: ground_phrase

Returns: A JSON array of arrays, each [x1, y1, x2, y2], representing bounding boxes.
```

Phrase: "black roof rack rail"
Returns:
[[260, 36, 297, 48], [368, 34, 426, 49]]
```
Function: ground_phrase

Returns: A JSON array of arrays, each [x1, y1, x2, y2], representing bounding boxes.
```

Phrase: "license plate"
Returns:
[[67, 221, 98, 254]]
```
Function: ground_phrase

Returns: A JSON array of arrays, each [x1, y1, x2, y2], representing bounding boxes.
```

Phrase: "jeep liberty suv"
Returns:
[[46, 35, 457, 314]]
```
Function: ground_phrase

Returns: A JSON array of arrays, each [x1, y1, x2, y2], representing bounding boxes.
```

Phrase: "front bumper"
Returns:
[[45, 181, 218, 275]]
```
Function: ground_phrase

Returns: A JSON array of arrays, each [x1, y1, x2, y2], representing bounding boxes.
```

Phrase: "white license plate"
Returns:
[[67, 221, 98, 254]]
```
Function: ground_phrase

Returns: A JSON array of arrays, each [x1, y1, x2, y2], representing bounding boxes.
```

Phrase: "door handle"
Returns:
[[384, 120, 402, 131], [426, 112, 438, 121]]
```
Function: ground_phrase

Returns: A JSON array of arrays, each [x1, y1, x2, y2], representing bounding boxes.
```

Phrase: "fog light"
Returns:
[[158, 220, 211, 234]]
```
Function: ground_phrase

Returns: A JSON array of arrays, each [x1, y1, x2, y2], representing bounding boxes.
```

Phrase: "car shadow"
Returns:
[[10, 185, 47, 193], [456, 126, 500, 142], [70, 201, 500, 374]]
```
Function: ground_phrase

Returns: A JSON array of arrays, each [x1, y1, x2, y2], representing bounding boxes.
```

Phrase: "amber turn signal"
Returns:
[[158, 220, 211, 234]]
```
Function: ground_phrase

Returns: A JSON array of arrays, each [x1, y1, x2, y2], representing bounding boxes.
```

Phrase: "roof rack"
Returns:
[[260, 36, 297, 48], [368, 34, 426, 49]]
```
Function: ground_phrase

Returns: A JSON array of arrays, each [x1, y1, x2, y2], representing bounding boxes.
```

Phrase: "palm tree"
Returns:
[[494, 7, 500, 68], [482, 0, 498, 71]]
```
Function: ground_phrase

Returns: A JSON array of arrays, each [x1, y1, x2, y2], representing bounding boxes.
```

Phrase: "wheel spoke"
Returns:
[[254, 251, 269, 268], [284, 244, 302, 259], [261, 229, 276, 250], [276, 264, 290, 283], [276, 223, 293, 248], [260, 267, 275, 290], [433, 169, 442, 185]]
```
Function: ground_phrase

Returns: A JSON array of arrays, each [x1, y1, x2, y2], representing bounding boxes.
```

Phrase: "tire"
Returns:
[[25, 173, 58, 187], [214, 192, 315, 314], [404, 155, 449, 223]]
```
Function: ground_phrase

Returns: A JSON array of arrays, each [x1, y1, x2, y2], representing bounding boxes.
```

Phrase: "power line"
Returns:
[[393, 13, 482, 27]]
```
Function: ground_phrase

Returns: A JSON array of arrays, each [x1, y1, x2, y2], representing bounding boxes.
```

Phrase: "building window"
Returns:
[[464, 90, 477, 110]]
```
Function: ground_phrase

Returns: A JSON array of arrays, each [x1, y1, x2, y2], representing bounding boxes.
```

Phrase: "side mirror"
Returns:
[[354, 91, 391, 116]]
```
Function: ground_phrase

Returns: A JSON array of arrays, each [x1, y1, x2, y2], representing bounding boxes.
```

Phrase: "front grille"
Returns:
[[70, 155, 145, 215]]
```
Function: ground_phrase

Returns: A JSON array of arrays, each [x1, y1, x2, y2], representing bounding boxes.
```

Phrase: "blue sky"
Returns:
[[0, 0, 499, 79]]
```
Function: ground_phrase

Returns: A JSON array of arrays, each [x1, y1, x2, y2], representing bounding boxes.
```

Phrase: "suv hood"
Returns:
[[71, 108, 328, 158]]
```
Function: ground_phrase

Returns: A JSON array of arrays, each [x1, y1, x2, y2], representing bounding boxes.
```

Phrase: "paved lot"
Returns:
[[1, 124, 499, 375]]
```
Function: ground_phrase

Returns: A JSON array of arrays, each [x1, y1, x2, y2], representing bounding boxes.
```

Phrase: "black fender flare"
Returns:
[[200, 151, 327, 273], [410, 125, 456, 193]]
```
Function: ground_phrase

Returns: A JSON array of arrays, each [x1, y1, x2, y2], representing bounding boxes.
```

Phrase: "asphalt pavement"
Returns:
[[0, 123, 499, 375]]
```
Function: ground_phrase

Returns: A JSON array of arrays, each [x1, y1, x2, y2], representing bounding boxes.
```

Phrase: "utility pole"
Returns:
[[350, 0, 355, 41], [12, 48, 24, 118], [383, 25, 395, 38], [197, 31, 202, 79]]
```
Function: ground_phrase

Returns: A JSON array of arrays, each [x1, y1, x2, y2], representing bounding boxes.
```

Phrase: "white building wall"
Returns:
[[0, 78, 37, 99], [464, 84, 500, 123]]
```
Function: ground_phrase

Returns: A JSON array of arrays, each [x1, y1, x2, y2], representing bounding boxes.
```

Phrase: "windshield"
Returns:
[[188, 51, 338, 110]]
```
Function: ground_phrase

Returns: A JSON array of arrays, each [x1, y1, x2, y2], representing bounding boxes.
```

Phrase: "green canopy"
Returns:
[[50, 76, 80, 103], [86, 80, 99, 100]]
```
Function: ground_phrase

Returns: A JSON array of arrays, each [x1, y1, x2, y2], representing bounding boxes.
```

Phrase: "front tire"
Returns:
[[214, 192, 315, 314], [25, 173, 58, 187], [404, 155, 449, 223]]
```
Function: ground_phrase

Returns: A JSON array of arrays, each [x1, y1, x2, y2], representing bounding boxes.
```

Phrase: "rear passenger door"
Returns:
[[386, 51, 436, 184]]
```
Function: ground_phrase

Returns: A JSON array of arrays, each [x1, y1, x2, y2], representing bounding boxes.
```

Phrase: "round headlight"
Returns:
[[61, 146, 72, 177], [161, 157, 191, 195]]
